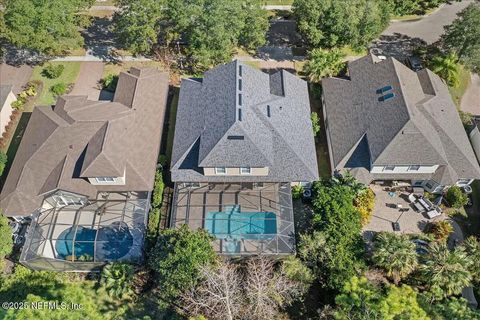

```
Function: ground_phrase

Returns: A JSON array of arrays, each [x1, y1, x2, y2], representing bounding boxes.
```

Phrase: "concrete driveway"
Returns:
[[383, 0, 473, 44], [0, 64, 33, 94], [461, 73, 480, 115], [70, 62, 106, 100]]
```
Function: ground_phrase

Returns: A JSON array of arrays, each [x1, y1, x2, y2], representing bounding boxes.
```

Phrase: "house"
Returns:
[[170, 60, 318, 255], [0, 85, 16, 136], [0, 68, 169, 271], [322, 54, 480, 194]]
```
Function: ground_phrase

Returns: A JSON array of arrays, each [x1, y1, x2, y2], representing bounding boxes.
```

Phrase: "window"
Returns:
[[408, 165, 420, 171], [240, 167, 251, 175], [96, 177, 115, 183], [238, 93, 242, 106], [215, 167, 226, 174], [383, 165, 395, 171]]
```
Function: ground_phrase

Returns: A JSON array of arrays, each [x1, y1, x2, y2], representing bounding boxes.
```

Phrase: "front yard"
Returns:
[[30, 62, 81, 106]]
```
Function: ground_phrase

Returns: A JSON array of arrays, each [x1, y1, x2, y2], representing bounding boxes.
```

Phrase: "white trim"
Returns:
[[95, 177, 115, 183]]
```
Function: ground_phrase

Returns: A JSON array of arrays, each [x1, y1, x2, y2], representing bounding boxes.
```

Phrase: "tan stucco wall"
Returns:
[[204, 167, 269, 176], [0, 92, 15, 135]]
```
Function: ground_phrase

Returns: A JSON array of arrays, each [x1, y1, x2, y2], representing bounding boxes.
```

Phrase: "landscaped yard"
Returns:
[[448, 64, 470, 108], [30, 62, 81, 106]]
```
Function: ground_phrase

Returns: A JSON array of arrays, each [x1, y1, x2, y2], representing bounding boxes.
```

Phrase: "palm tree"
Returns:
[[101, 262, 135, 298], [372, 232, 418, 284], [303, 48, 345, 83], [429, 220, 453, 242], [462, 236, 480, 282], [429, 52, 460, 88], [420, 242, 472, 300]]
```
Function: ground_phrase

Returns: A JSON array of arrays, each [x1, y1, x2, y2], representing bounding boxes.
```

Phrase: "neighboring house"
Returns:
[[0, 68, 169, 271], [0, 85, 16, 136], [322, 54, 480, 194], [170, 60, 318, 255]]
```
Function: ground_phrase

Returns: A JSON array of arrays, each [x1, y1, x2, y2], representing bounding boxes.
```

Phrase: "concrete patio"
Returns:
[[363, 184, 445, 236]]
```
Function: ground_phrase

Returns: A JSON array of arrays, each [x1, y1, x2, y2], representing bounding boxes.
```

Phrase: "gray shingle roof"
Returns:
[[0, 85, 13, 111], [323, 55, 480, 184], [171, 60, 318, 182], [0, 68, 169, 217]]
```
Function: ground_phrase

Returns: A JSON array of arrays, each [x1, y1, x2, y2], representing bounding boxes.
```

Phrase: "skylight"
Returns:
[[376, 85, 392, 94], [227, 135, 245, 140], [378, 92, 395, 102]]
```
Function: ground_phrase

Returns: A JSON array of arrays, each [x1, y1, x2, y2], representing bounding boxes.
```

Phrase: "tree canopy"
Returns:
[[293, 0, 390, 49], [442, 3, 480, 72], [303, 48, 345, 83], [2, 0, 94, 55]]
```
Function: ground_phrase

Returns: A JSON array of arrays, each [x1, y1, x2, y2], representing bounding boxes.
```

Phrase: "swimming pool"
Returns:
[[204, 206, 277, 240]]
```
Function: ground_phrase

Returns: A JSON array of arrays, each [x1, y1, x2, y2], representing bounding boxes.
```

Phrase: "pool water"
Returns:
[[204, 206, 277, 240]]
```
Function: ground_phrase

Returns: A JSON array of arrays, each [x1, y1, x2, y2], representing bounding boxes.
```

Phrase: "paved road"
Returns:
[[91, 5, 293, 11], [382, 0, 473, 44], [70, 62, 105, 100], [51, 54, 151, 62], [461, 73, 480, 115]]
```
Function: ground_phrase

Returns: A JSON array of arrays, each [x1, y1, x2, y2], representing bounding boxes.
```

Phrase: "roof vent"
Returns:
[[227, 135, 245, 140], [376, 85, 392, 94], [238, 93, 242, 106], [267, 105, 271, 117], [239, 65, 242, 77], [238, 79, 242, 91], [238, 108, 242, 121]]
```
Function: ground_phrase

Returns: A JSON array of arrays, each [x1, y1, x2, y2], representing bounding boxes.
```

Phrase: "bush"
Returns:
[[151, 170, 164, 208], [292, 185, 304, 200], [355, 188, 375, 225], [429, 221, 454, 242], [146, 207, 161, 250], [311, 112, 320, 137], [101, 74, 119, 92], [0, 213, 13, 261], [50, 82, 68, 96], [445, 186, 468, 209], [42, 64, 64, 79], [0, 151, 7, 177]]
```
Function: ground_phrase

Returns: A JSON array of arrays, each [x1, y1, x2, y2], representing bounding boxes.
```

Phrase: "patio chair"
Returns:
[[392, 222, 401, 231], [408, 193, 417, 203]]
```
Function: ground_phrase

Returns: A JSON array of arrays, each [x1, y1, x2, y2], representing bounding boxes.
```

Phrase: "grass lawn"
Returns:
[[30, 62, 81, 106], [340, 46, 368, 59], [448, 64, 470, 108], [94, 0, 115, 5]]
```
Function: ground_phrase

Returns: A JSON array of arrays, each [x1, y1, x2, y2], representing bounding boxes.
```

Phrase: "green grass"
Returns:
[[390, 8, 436, 21], [30, 62, 81, 106], [165, 87, 179, 162], [262, 0, 293, 5], [448, 64, 471, 108], [339, 46, 368, 59]]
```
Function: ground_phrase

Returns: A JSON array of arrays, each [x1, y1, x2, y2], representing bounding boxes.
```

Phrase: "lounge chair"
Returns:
[[408, 193, 417, 203]]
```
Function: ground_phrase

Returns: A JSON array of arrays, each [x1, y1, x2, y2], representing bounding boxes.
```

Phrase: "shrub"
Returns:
[[42, 64, 64, 79], [429, 221, 454, 242], [0, 213, 13, 261], [146, 207, 161, 250], [311, 112, 320, 137], [445, 186, 468, 209], [50, 82, 67, 96], [292, 185, 304, 200], [151, 170, 164, 208], [355, 188, 375, 225], [11, 99, 24, 110], [101, 262, 135, 298], [0, 151, 7, 177], [101, 74, 119, 92]]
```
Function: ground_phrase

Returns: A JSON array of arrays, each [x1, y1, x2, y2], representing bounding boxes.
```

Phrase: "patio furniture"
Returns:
[[388, 191, 396, 197], [392, 222, 401, 231], [413, 201, 425, 212], [396, 203, 403, 209], [418, 197, 434, 211], [408, 193, 417, 203], [426, 208, 442, 219]]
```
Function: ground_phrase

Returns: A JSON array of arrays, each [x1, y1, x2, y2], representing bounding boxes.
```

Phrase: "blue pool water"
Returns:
[[55, 223, 133, 261], [204, 206, 277, 240]]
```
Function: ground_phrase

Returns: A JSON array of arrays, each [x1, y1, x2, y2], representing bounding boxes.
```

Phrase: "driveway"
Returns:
[[70, 62, 106, 100], [461, 73, 480, 115], [383, 0, 473, 44], [0, 64, 33, 94]]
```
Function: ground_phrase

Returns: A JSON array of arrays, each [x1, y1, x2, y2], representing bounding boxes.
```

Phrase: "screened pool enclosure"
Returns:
[[20, 191, 149, 271], [170, 182, 295, 255]]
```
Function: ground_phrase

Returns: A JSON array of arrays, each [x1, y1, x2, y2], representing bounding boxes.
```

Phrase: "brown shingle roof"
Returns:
[[0, 68, 169, 217]]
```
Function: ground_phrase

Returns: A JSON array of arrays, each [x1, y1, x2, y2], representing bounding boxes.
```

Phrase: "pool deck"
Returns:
[[171, 182, 295, 255]]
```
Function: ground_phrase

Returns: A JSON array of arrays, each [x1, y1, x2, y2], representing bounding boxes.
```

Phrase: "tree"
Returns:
[[371, 232, 418, 284], [244, 257, 302, 320], [3, 0, 94, 55], [428, 220, 453, 242], [182, 261, 243, 320], [354, 188, 375, 225], [292, 185, 304, 200], [293, 0, 390, 49], [442, 4, 480, 72], [100, 262, 135, 298], [0, 151, 7, 177], [303, 49, 345, 83], [113, 0, 163, 55], [378, 285, 429, 320], [445, 186, 468, 208], [0, 213, 13, 262], [148, 225, 217, 304], [152, 169, 164, 208], [420, 296, 480, 320], [299, 178, 365, 290], [420, 242, 472, 300], [461, 236, 480, 283], [311, 112, 321, 137], [429, 52, 460, 87]]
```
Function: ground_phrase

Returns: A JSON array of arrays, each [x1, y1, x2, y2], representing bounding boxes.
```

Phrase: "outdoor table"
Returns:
[[418, 198, 432, 210], [413, 201, 425, 212]]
